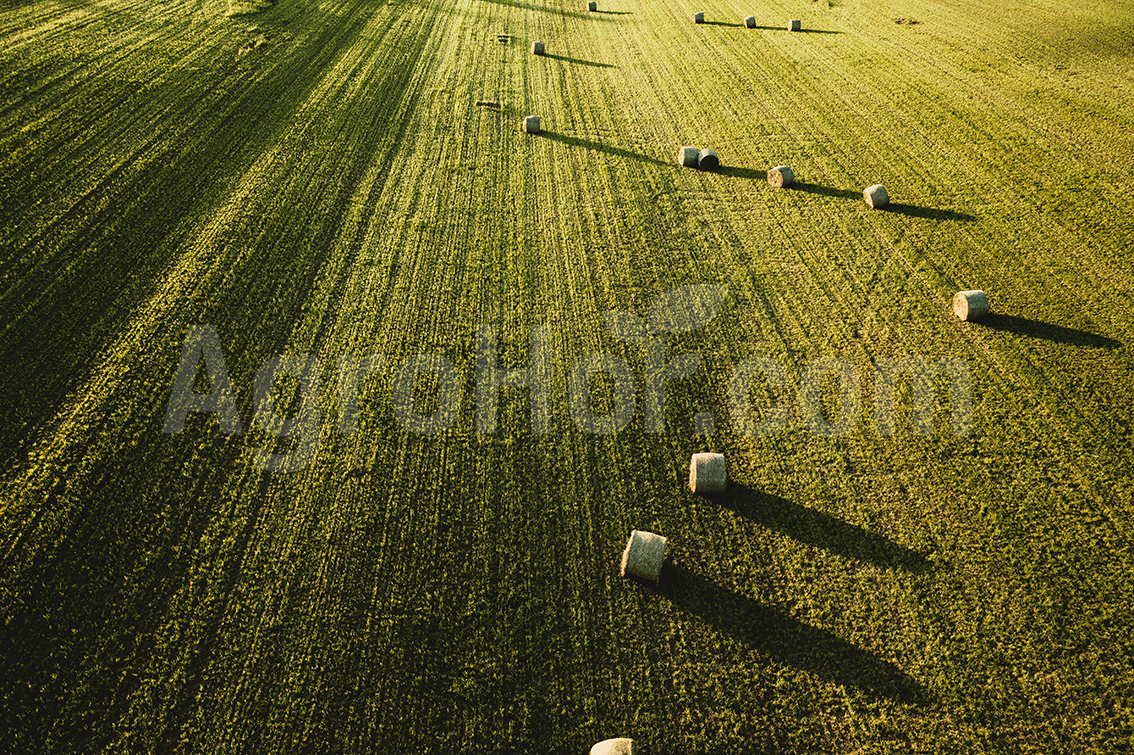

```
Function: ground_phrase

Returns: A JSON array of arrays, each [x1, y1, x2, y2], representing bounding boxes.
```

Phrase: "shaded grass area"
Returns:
[[655, 563, 929, 703], [539, 129, 670, 166], [976, 313, 1125, 348], [0, 0, 381, 462], [721, 484, 933, 572], [544, 52, 615, 67]]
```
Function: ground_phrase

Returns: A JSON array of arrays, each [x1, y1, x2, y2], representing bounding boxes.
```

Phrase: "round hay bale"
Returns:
[[590, 739, 636, 755], [531, 40, 544, 55], [952, 290, 989, 321], [863, 184, 888, 209], [788, 18, 801, 31], [768, 165, 794, 187], [693, 11, 704, 23], [677, 146, 700, 167], [744, 15, 756, 28], [587, 0, 596, 10], [620, 530, 667, 581], [522, 115, 541, 134], [697, 148, 719, 171], [689, 452, 727, 493]]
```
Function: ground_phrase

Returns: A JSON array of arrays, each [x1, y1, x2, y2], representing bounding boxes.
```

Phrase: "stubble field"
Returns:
[[2, 0, 1133, 751]]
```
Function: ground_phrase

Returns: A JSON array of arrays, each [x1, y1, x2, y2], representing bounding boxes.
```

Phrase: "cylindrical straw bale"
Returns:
[[620, 530, 667, 581], [952, 290, 989, 321], [522, 115, 540, 134], [744, 15, 756, 28], [788, 18, 801, 31], [768, 165, 794, 187], [531, 41, 544, 55], [590, 739, 636, 755], [677, 146, 699, 167], [693, 11, 704, 23], [697, 148, 719, 171], [587, 0, 596, 10], [863, 184, 889, 209], [689, 452, 726, 493]]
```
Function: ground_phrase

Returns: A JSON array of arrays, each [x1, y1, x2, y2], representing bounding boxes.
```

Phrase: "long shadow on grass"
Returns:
[[975, 313, 1123, 348], [792, 182, 863, 200], [480, 0, 613, 20], [539, 131, 669, 167], [545, 53, 616, 68], [657, 563, 928, 702], [884, 203, 978, 222], [716, 173, 866, 199], [723, 484, 932, 572]]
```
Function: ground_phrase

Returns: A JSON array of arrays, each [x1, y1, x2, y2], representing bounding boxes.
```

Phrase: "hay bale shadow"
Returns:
[[538, 131, 669, 167], [884, 203, 978, 222], [544, 53, 616, 68], [724, 483, 934, 572], [657, 563, 930, 703], [717, 166, 770, 180], [976, 313, 1123, 348], [792, 182, 862, 199]]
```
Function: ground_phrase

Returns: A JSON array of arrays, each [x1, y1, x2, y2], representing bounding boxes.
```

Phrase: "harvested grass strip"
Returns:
[[236, 34, 268, 57], [226, 0, 272, 16]]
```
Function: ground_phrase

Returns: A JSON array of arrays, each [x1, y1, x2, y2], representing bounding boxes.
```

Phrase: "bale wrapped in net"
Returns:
[[768, 165, 794, 187], [952, 290, 989, 321], [689, 452, 726, 493], [863, 184, 889, 209], [620, 530, 666, 581], [590, 739, 636, 755]]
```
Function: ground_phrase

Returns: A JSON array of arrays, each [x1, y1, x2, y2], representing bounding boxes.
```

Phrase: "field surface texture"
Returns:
[[2, 0, 1134, 751]]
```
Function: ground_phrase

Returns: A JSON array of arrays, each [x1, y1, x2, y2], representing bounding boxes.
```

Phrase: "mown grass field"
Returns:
[[2, 0, 1134, 751]]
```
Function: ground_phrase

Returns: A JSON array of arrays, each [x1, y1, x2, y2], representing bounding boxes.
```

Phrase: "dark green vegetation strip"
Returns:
[[1, 0, 1133, 751]]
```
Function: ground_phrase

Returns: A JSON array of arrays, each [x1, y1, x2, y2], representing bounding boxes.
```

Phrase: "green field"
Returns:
[[3, 0, 1134, 750]]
